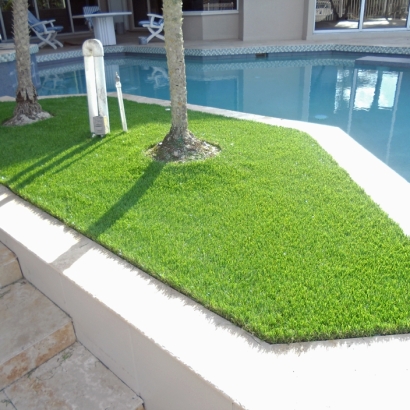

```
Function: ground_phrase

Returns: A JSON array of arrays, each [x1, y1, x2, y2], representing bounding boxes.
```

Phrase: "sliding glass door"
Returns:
[[363, 0, 409, 28], [0, 0, 13, 40], [36, 0, 72, 33], [315, 0, 410, 31], [131, 0, 162, 29], [0, 0, 101, 40], [70, 0, 99, 32]]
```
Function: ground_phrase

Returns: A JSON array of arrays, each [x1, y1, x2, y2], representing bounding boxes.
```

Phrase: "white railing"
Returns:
[[317, 0, 409, 21], [204, 2, 234, 11]]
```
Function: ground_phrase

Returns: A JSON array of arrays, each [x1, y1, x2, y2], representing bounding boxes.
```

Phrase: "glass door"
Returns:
[[315, 0, 362, 30], [132, 0, 163, 28], [314, 0, 410, 30], [132, 0, 149, 27], [363, 0, 409, 29], [37, 0, 71, 33], [1, 0, 41, 40], [71, 0, 99, 32], [0, 0, 14, 40]]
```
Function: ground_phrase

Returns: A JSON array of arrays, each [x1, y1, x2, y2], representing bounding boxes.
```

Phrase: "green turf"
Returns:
[[1, 97, 410, 343]]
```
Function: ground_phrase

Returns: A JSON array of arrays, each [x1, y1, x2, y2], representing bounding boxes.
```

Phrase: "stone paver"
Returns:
[[5, 342, 144, 410], [0, 391, 15, 410], [0, 243, 22, 289], [0, 280, 76, 390]]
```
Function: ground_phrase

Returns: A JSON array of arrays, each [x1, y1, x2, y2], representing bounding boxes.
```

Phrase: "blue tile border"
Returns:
[[0, 44, 39, 63], [37, 56, 358, 77], [3, 42, 410, 64]]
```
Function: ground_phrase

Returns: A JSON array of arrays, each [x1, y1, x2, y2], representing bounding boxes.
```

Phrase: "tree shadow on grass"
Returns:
[[86, 160, 165, 240], [6, 136, 111, 191]]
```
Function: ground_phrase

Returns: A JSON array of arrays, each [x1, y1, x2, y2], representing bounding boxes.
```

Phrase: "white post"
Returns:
[[115, 72, 128, 132], [82, 39, 110, 137]]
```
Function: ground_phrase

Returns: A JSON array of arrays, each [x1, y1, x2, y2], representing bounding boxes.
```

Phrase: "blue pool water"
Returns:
[[5, 52, 410, 181]]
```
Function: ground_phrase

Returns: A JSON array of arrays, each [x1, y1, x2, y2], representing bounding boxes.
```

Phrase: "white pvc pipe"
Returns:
[[83, 51, 98, 133], [82, 39, 110, 135], [115, 72, 128, 132], [94, 55, 110, 133]]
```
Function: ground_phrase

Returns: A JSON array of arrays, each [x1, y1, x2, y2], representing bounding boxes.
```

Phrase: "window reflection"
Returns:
[[378, 71, 398, 108], [334, 68, 352, 112], [354, 69, 377, 110], [329, 65, 407, 178], [349, 70, 399, 111]]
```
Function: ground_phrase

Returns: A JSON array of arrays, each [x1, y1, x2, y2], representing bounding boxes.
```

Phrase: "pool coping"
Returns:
[[1, 94, 410, 409]]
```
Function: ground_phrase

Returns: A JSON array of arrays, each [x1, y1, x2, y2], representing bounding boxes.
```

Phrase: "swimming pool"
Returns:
[[10, 51, 410, 182]]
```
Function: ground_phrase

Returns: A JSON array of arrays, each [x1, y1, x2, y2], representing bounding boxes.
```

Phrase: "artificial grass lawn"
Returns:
[[1, 97, 410, 344]]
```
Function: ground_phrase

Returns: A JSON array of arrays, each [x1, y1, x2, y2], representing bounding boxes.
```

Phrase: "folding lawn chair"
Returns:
[[138, 13, 164, 43], [28, 10, 63, 49]]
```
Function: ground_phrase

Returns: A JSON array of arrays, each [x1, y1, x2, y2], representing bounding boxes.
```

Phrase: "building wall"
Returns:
[[182, 0, 310, 42], [183, 0, 410, 43], [241, 0, 309, 41], [183, 12, 240, 41]]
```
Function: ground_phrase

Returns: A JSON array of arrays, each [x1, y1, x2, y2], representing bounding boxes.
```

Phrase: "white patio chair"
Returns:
[[28, 10, 63, 49], [138, 14, 164, 43], [82, 6, 100, 30]]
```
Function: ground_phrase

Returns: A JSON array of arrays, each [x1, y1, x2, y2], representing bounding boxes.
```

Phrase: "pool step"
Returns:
[[0, 242, 144, 410], [355, 55, 410, 67], [0, 279, 77, 391], [0, 242, 23, 287], [1, 243, 75, 390], [3, 342, 144, 410]]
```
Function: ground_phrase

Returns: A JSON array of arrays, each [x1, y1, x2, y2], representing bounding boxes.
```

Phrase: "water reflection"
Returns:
[[309, 62, 409, 181], [146, 66, 169, 89]]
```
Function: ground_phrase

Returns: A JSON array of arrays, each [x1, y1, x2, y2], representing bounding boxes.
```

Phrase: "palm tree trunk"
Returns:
[[152, 0, 219, 162], [4, 0, 50, 125], [163, 0, 188, 137]]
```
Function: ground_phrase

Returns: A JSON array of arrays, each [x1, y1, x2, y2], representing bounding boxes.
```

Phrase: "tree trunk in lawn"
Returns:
[[164, 0, 188, 140], [3, 0, 51, 126], [152, 0, 219, 162]]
